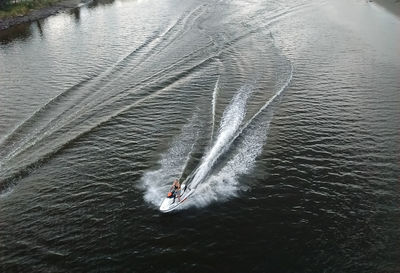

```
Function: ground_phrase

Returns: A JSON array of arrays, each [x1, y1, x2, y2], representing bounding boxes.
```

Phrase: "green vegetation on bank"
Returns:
[[0, 0, 57, 19]]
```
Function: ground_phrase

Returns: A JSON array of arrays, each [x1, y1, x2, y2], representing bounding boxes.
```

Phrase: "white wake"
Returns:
[[141, 114, 199, 206], [141, 63, 293, 210]]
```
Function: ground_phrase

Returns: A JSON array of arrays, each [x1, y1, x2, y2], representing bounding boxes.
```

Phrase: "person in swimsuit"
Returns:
[[170, 179, 181, 202]]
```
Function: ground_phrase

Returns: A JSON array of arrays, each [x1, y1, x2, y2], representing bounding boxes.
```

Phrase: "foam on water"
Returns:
[[141, 114, 200, 206], [190, 85, 253, 188], [141, 62, 292, 210], [141, 83, 264, 209], [189, 84, 253, 189], [192, 115, 271, 207]]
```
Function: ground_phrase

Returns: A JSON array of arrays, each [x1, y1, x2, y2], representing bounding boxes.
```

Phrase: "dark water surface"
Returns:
[[0, 0, 399, 272]]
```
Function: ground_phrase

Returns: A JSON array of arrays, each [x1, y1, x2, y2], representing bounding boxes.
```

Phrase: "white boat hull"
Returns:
[[159, 184, 192, 213]]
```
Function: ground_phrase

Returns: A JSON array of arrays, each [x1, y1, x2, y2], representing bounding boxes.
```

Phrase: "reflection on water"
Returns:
[[35, 20, 44, 37], [70, 7, 81, 22], [0, 0, 117, 45], [88, 0, 116, 8], [0, 22, 33, 44]]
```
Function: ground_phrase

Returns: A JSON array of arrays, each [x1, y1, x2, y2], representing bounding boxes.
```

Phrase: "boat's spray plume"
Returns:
[[141, 114, 199, 206], [192, 113, 272, 206]]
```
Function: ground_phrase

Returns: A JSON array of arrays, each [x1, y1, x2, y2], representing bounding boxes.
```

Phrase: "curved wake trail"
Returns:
[[0, 0, 295, 204], [0, 32, 220, 195], [0, 4, 213, 187], [0, 12, 213, 166]]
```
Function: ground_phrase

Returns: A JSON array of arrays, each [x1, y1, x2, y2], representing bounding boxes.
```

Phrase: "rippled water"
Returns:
[[0, 0, 399, 272]]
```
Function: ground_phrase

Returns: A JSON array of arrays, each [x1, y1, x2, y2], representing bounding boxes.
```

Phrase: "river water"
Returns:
[[0, 0, 399, 272]]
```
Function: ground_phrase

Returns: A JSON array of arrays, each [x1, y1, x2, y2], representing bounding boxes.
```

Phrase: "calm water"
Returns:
[[0, 0, 399, 272]]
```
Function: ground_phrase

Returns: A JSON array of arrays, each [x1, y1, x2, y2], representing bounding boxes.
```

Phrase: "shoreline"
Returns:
[[0, 0, 82, 31], [371, 0, 400, 17], [1, 0, 399, 32]]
